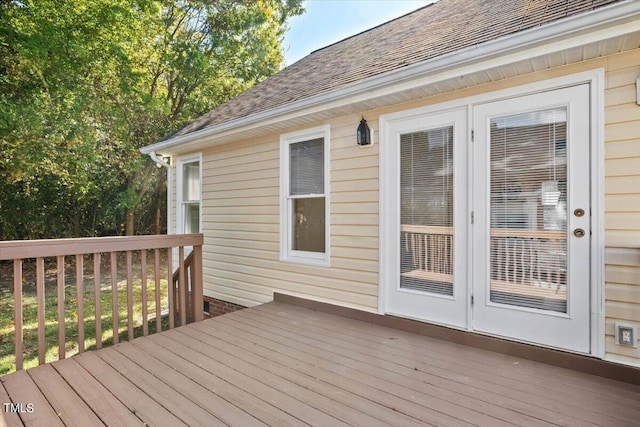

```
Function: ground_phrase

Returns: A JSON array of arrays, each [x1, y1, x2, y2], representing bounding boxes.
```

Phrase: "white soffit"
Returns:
[[145, 9, 640, 155]]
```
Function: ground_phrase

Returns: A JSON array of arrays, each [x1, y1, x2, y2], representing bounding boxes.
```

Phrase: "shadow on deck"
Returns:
[[1, 299, 639, 426]]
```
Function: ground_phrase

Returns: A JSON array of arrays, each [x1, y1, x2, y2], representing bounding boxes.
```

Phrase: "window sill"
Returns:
[[280, 254, 331, 268]]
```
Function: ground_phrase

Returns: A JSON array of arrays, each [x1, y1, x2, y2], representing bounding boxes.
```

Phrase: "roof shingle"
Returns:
[[168, 0, 621, 140]]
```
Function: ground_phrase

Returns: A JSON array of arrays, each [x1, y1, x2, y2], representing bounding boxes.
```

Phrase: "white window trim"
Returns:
[[280, 125, 331, 267], [176, 153, 202, 235]]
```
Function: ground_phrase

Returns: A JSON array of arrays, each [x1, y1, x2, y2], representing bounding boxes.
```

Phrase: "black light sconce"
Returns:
[[357, 117, 374, 147]]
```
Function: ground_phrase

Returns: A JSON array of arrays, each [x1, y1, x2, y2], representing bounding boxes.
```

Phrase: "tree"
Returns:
[[0, 0, 303, 239]]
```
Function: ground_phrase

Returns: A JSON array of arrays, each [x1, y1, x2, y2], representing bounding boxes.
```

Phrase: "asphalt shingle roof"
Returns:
[[168, 0, 621, 140]]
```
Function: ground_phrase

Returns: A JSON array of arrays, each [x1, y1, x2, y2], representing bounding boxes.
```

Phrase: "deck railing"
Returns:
[[0, 234, 203, 372], [401, 225, 566, 298]]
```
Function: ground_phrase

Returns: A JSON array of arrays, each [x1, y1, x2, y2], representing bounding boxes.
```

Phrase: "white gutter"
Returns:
[[148, 151, 170, 169], [140, 0, 640, 155]]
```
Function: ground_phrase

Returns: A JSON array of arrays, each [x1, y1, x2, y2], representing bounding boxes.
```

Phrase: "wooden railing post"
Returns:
[[178, 246, 187, 327], [192, 244, 204, 322]]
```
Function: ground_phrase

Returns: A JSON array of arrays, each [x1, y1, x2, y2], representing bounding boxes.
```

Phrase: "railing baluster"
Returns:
[[546, 240, 551, 285], [536, 239, 541, 284], [57, 256, 65, 360], [154, 248, 161, 332], [126, 250, 133, 341], [141, 249, 148, 336], [94, 253, 102, 349], [520, 239, 525, 285], [13, 259, 23, 371], [187, 260, 193, 323], [111, 252, 118, 344], [36, 257, 45, 365], [76, 254, 84, 353], [167, 248, 174, 329], [179, 246, 187, 327]]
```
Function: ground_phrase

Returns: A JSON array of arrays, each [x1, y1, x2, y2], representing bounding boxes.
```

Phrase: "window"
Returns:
[[280, 125, 330, 266], [177, 154, 201, 234]]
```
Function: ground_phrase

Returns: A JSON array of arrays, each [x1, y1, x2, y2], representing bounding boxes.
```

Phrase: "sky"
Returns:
[[283, 0, 435, 66]]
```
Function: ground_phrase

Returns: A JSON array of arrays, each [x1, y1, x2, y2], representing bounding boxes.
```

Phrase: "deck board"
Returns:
[[250, 302, 640, 425], [75, 351, 188, 427], [132, 337, 294, 427], [1, 370, 64, 427], [27, 364, 104, 427], [175, 326, 391, 427], [182, 322, 425, 426], [0, 377, 24, 427], [1, 301, 639, 427], [158, 329, 347, 426], [234, 308, 558, 427], [114, 339, 265, 427], [215, 310, 531, 427], [97, 346, 226, 427], [52, 358, 143, 427]]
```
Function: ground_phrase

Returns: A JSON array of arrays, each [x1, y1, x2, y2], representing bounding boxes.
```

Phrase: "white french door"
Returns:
[[472, 84, 591, 353], [383, 83, 592, 353], [384, 108, 468, 329]]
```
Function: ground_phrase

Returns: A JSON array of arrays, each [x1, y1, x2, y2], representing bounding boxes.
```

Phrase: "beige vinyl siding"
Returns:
[[200, 123, 380, 311], [603, 49, 640, 364], [181, 48, 640, 364]]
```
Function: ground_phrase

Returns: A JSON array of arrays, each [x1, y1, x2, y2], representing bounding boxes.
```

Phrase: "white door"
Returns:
[[472, 84, 591, 353], [384, 108, 469, 329]]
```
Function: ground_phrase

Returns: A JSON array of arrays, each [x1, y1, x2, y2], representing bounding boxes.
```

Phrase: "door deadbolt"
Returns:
[[574, 228, 585, 238], [574, 208, 585, 217]]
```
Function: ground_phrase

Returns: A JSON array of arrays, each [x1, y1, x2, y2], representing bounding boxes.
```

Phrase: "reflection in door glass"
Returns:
[[489, 108, 567, 313], [400, 127, 454, 296]]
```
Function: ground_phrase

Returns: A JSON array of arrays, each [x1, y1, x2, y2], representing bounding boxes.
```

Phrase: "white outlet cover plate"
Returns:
[[614, 322, 638, 348]]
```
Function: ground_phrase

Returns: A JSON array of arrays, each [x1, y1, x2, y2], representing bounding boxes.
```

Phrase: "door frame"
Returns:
[[379, 68, 605, 357]]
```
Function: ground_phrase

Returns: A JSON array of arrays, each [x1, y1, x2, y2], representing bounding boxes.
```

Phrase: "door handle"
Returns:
[[574, 208, 585, 217], [574, 228, 585, 238]]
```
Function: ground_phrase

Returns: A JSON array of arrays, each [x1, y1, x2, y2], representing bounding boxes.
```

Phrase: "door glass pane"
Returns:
[[292, 197, 325, 253], [489, 108, 567, 313], [400, 127, 454, 296]]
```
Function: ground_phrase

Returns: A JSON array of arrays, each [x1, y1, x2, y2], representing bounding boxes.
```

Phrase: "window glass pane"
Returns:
[[489, 107, 567, 313], [182, 162, 200, 202], [400, 127, 454, 296], [184, 203, 200, 234], [292, 197, 325, 253], [290, 138, 324, 195]]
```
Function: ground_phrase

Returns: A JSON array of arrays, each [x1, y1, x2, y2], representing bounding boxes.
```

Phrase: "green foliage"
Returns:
[[0, 0, 303, 239]]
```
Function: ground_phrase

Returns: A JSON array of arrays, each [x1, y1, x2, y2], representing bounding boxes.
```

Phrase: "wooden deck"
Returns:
[[1, 302, 639, 427]]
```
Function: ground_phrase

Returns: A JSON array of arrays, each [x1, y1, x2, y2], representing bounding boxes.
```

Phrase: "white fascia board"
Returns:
[[140, 0, 640, 155]]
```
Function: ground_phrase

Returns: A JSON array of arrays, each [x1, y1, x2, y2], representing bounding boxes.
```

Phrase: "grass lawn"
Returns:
[[0, 254, 171, 375]]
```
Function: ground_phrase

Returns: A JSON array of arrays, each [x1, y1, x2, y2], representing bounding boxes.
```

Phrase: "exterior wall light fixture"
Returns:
[[357, 117, 374, 147]]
